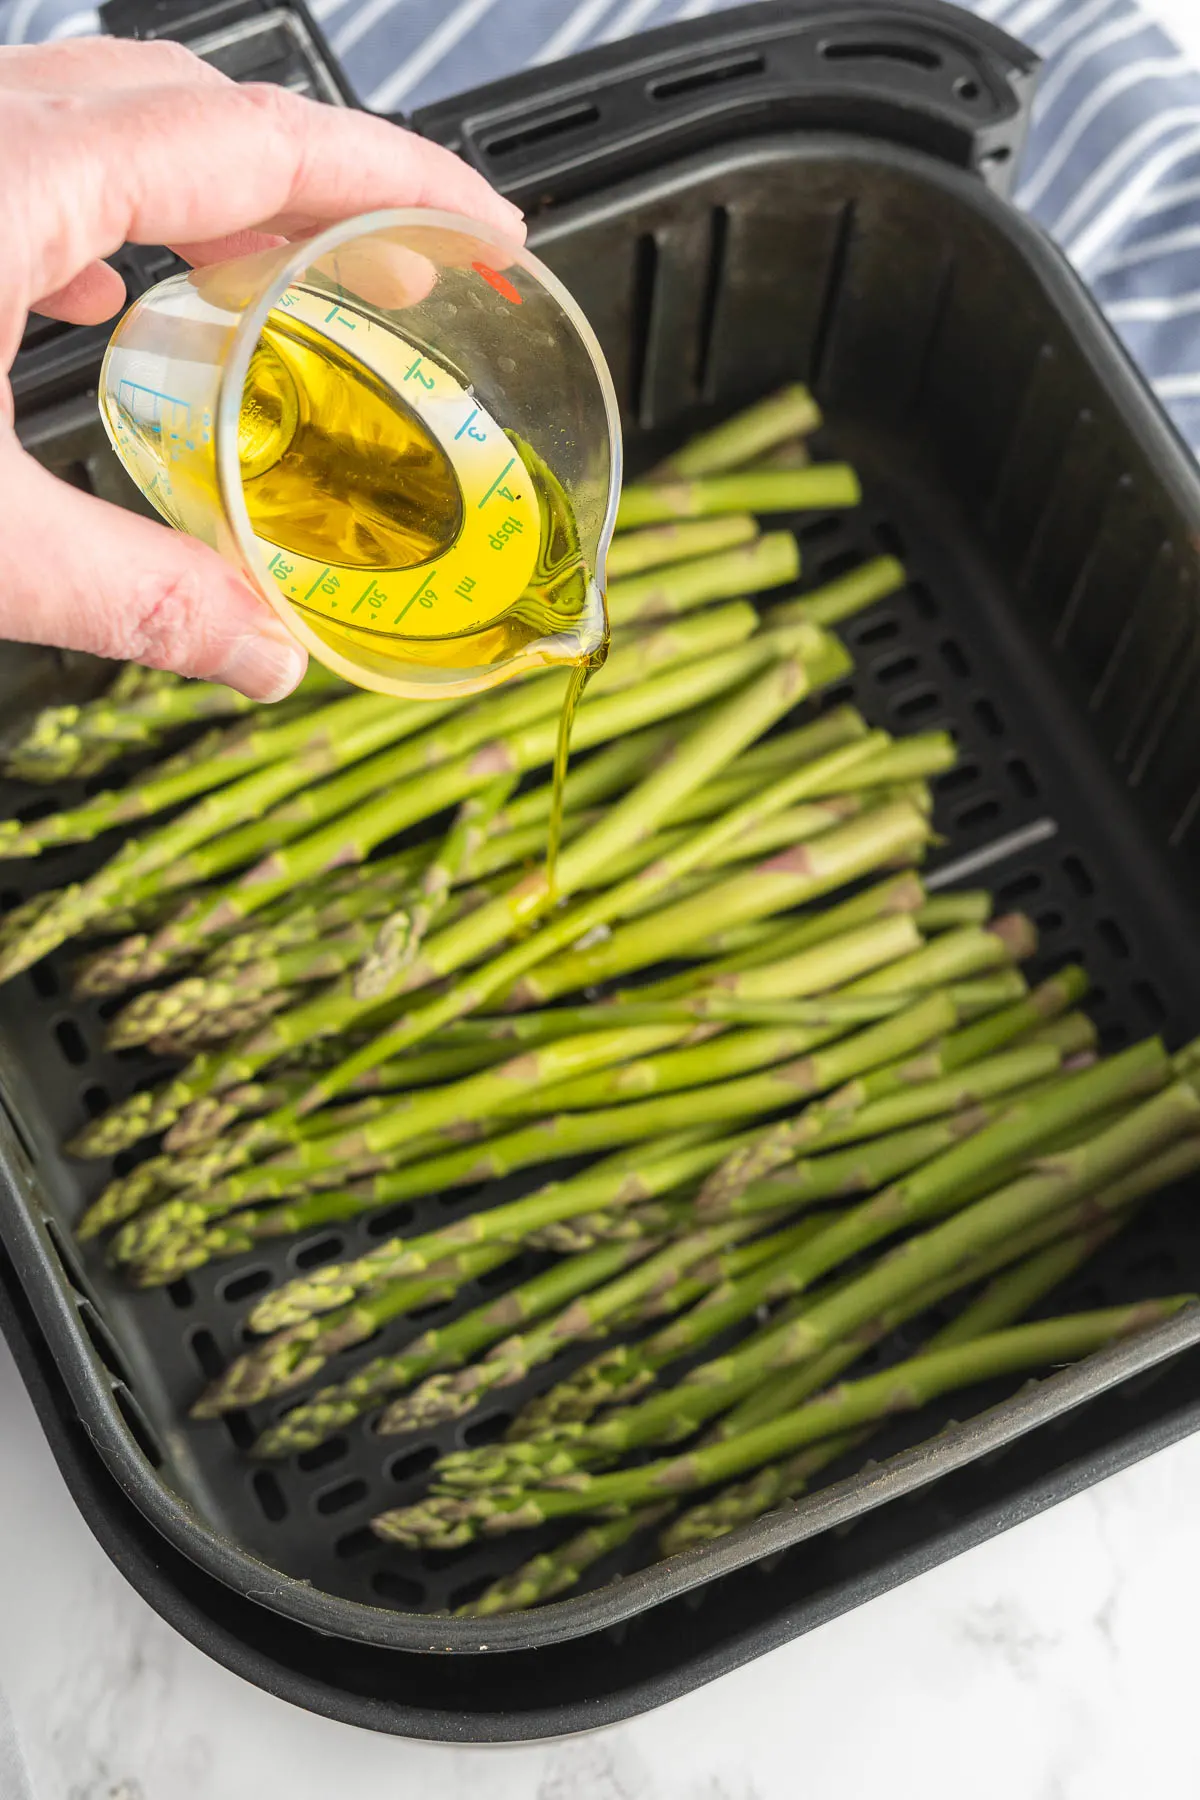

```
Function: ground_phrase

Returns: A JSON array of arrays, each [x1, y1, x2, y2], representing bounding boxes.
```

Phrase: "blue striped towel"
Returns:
[[6, 0, 1200, 452]]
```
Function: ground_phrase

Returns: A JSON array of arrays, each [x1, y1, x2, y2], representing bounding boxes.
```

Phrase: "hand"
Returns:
[[0, 37, 525, 699]]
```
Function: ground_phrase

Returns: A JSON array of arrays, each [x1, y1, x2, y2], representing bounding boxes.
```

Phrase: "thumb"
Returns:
[[0, 433, 309, 700]]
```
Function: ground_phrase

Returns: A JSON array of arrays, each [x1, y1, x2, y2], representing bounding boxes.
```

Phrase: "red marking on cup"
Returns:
[[472, 262, 523, 304]]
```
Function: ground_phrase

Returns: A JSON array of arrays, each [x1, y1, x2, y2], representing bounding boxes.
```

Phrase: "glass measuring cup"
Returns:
[[98, 210, 622, 698]]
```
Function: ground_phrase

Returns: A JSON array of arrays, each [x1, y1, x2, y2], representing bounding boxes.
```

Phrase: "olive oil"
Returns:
[[104, 282, 609, 883], [236, 298, 609, 893]]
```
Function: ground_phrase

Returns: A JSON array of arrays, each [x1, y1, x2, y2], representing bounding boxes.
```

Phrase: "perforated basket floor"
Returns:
[[3, 430, 1200, 1620]]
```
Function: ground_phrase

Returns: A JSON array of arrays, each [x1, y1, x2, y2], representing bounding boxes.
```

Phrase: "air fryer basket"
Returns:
[[6, 0, 1200, 1742]]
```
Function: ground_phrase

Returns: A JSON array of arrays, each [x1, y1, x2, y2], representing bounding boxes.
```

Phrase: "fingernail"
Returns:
[[215, 631, 308, 701]]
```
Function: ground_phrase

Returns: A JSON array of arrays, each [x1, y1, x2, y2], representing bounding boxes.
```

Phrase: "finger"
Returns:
[[170, 230, 288, 268], [28, 78, 524, 304], [32, 258, 127, 325], [0, 36, 230, 93], [0, 434, 308, 700]]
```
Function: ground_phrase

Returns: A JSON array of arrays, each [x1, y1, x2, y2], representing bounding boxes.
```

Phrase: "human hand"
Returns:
[[0, 37, 525, 699]]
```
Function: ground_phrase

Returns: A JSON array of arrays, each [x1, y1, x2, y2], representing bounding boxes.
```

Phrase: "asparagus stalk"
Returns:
[[249, 1237, 661, 1456], [606, 516, 758, 578], [457, 1507, 674, 1616], [211, 992, 965, 1318], [617, 467, 860, 529], [372, 1301, 1192, 1546], [657, 1180, 1185, 1555], [606, 531, 799, 624], [188, 1239, 532, 1418], [428, 1052, 1187, 1489], [767, 556, 907, 630], [502, 797, 933, 1010], [108, 1020, 705, 1268], [371, 1218, 764, 1437], [649, 385, 822, 479]]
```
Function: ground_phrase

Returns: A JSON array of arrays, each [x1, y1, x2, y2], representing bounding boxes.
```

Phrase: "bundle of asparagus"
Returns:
[[3, 382, 1195, 1624]]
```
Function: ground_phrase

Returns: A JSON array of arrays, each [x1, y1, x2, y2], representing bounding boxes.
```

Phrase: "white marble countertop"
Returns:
[[5, 1, 1200, 1792]]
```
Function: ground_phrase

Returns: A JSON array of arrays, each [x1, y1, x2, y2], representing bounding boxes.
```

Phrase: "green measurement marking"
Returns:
[[478, 457, 516, 509]]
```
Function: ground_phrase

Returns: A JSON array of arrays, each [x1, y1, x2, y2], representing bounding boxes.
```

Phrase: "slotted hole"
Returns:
[[650, 52, 765, 101], [30, 962, 59, 999], [893, 687, 941, 722], [77, 1300, 133, 1385], [1007, 757, 1038, 798], [478, 1257, 526, 1290], [874, 652, 920, 686], [371, 1569, 426, 1607], [315, 1476, 368, 1516], [821, 37, 942, 69], [388, 1444, 439, 1485], [418, 1542, 477, 1572], [188, 1325, 224, 1380], [292, 1232, 345, 1271], [461, 1410, 514, 1447], [974, 697, 1004, 737], [251, 1469, 288, 1523], [940, 637, 970, 677], [816, 548, 864, 582], [113, 1387, 163, 1467], [43, 1216, 85, 1290], [1096, 918, 1130, 960], [809, 199, 855, 392], [1133, 980, 1167, 1025], [936, 762, 980, 795], [629, 232, 658, 419], [297, 1436, 348, 1473], [166, 1277, 195, 1311], [1062, 854, 1096, 897], [223, 1411, 255, 1450], [997, 871, 1043, 903], [797, 514, 844, 545], [335, 1527, 377, 1560], [694, 204, 728, 396], [218, 1266, 273, 1304], [954, 797, 1003, 831], [1037, 908, 1065, 933], [907, 580, 939, 619], [79, 1082, 110, 1119], [365, 1202, 416, 1237], [54, 1018, 87, 1066], [482, 102, 600, 159], [980, 145, 1013, 168], [875, 521, 906, 556], [853, 615, 900, 647], [955, 76, 981, 100]]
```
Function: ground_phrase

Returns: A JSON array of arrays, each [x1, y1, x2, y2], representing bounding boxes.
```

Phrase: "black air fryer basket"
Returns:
[[7, 0, 1200, 1742]]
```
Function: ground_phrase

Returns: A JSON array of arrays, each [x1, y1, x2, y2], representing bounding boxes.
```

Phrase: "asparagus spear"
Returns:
[[649, 385, 822, 478], [617, 467, 860, 529], [767, 556, 907, 630], [605, 516, 758, 578], [606, 532, 799, 624], [372, 1301, 1192, 1546], [420, 1052, 1187, 1492], [369, 1218, 764, 1437], [188, 1239, 528, 1418], [457, 1508, 675, 1616], [108, 1019, 704, 1268], [249, 1237, 662, 1455], [657, 1169, 1191, 1554]]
